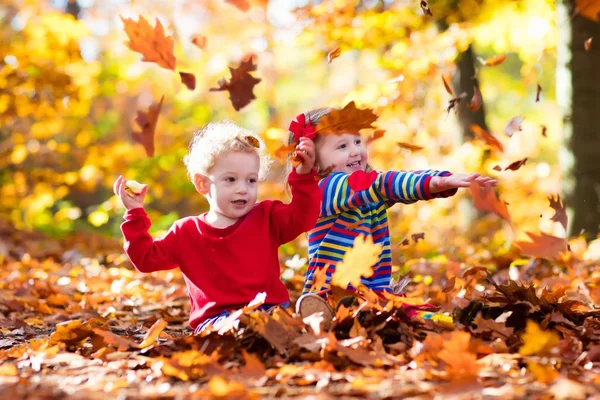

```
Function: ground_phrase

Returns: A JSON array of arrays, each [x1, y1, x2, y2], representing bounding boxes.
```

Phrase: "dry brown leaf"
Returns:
[[515, 232, 568, 260], [411, 232, 425, 243], [469, 86, 482, 112], [504, 116, 524, 137], [441, 72, 454, 95], [327, 47, 341, 63], [445, 92, 467, 114], [492, 165, 502, 171], [225, 0, 251, 12], [132, 95, 164, 157], [541, 125, 548, 137], [138, 319, 167, 348], [210, 55, 261, 111], [273, 143, 296, 164], [93, 328, 135, 351], [536, 83, 542, 102], [315, 101, 378, 135], [397, 142, 424, 152], [240, 350, 266, 378], [469, 182, 511, 222], [585, 37, 593, 51], [191, 34, 207, 49], [548, 195, 568, 230], [179, 72, 196, 90], [366, 129, 385, 145], [442, 277, 456, 293], [469, 124, 504, 152], [420, 0, 433, 16], [481, 54, 507, 66], [504, 157, 528, 171], [331, 234, 382, 289], [121, 16, 176, 70]]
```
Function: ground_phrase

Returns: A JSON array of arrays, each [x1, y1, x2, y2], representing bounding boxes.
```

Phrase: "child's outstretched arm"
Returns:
[[270, 138, 322, 243], [319, 169, 457, 217], [114, 176, 179, 273]]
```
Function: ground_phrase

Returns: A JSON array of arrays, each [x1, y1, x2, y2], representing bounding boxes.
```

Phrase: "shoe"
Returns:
[[295, 293, 335, 330]]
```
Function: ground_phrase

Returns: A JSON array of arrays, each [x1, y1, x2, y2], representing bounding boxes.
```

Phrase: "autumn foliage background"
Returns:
[[3, 0, 600, 398]]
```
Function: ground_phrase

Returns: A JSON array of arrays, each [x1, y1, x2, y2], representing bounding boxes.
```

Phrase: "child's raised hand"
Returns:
[[429, 173, 497, 194], [294, 137, 316, 174], [113, 175, 148, 210]]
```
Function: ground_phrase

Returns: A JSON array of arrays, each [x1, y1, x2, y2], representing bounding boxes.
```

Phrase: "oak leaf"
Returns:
[[469, 182, 511, 222], [315, 101, 378, 135], [469, 124, 504, 152], [548, 195, 568, 230], [210, 56, 261, 111], [308, 265, 329, 293], [132, 95, 164, 157], [327, 47, 341, 63], [519, 320, 560, 356], [331, 234, 382, 289], [121, 16, 176, 70], [515, 232, 568, 260]]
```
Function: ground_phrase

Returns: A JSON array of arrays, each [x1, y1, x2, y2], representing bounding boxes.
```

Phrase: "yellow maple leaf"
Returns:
[[121, 15, 176, 71], [331, 235, 382, 289], [519, 320, 560, 356], [315, 101, 378, 135]]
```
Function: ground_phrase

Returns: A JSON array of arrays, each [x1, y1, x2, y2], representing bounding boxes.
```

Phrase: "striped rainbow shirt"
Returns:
[[302, 169, 456, 295]]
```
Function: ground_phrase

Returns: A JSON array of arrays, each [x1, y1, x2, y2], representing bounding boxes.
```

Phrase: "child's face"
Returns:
[[315, 133, 368, 174], [200, 151, 260, 223]]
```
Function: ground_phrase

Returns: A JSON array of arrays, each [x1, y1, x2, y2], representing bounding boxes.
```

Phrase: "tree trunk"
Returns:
[[557, 0, 600, 238], [455, 45, 489, 138]]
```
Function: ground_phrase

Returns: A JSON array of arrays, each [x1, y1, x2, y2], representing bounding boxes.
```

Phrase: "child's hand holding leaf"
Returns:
[[114, 175, 148, 210], [430, 173, 497, 194], [294, 137, 316, 175]]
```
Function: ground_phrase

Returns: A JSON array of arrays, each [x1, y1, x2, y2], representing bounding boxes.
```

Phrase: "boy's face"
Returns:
[[198, 151, 260, 226], [315, 133, 368, 174]]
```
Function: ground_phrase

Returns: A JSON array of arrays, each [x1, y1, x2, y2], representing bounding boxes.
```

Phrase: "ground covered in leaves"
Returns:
[[2, 218, 600, 399]]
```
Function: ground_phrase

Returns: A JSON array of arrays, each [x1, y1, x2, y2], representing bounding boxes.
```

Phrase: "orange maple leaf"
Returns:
[[469, 124, 504, 152], [331, 234, 382, 289], [515, 232, 568, 260], [315, 101, 378, 135], [210, 55, 261, 111], [308, 264, 330, 293], [366, 129, 386, 145], [273, 143, 296, 164], [469, 182, 511, 222], [132, 95, 164, 157], [121, 16, 176, 71]]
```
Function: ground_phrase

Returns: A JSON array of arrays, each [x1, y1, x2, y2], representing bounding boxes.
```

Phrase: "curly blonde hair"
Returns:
[[183, 120, 271, 181]]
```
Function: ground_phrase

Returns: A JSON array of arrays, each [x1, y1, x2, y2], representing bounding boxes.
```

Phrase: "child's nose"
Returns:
[[236, 183, 248, 194]]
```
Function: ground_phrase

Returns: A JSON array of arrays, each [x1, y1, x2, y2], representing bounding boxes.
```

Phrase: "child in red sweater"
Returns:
[[113, 120, 321, 333]]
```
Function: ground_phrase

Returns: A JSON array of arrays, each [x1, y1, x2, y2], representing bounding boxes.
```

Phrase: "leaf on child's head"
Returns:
[[121, 16, 176, 71], [469, 182, 511, 222], [315, 101, 378, 135], [504, 116, 524, 137], [244, 136, 260, 148], [548, 195, 568, 230], [469, 124, 504, 152], [331, 234, 382, 289], [132, 95, 164, 157], [327, 47, 341, 63], [515, 232, 568, 261], [179, 72, 196, 90], [210, 55, 261, 111]]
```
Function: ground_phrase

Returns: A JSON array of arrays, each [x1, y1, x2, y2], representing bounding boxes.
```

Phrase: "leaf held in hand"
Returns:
[[125, 180, 144, 195], [315, 101, 378, 135], [331, 234, 382, 289], [273, 143, 297, 164], [121, 15, 176, 70]]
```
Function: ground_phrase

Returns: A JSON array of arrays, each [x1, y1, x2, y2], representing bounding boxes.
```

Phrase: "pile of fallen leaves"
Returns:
[[1, 216, 600, 399]]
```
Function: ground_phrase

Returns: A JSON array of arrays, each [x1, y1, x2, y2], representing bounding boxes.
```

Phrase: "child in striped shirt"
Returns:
[[288, 108, 497, 328]]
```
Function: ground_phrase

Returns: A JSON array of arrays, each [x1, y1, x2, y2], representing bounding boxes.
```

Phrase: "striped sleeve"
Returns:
[[319, 170, 455, 217]]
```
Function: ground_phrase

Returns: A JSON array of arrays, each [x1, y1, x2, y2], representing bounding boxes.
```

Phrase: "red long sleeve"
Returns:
[[120, 169, 321, 329]]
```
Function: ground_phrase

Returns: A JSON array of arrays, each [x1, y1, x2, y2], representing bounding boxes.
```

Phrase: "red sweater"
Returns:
[[120, 170, 321, 330]]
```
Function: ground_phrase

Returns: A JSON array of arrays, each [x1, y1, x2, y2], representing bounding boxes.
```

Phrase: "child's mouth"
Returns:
[[232, 200, 247, 205], [347, 161, 361, 168]]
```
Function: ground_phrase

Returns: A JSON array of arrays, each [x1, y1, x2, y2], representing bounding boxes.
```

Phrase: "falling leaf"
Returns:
[[179, 72, 196, 90], [536, 83, 542, 102], [315, 101, 378, 135], [225, 0, 251, 12], [469, 182, 511, 222], [442, 277, 456, 293], [273, 143, 296, 164], [420, 0, 433, 16], [519, 320, 560, 356], [441, 72, 454, 95], [138, 319, 167, 348], [445, 93, 467, 114], [397, 142, 424, 151], [504, 116, 525, 137], [492, 165, 502, 171], [480, 54, 507, 66], [515, 232, 568, 260], [585, 37, 593, 51], [541, 125, 548, 137], [504, 157, 528, 171], [132, 95, 164, 157], [576, 0, 600, 22], [210, 55, 261, 111], [331, 235, 382, 289], [548, 195, 568, 230], [366, 129, 385, 145], [469, 124, 504, 152], [469, 86, 482, 112], [399, 237, 410, 246], [411, 232, 425, 243], [120, 16, 176, 71], [191, 34, 207, 49], [327, 47, 341, 63]]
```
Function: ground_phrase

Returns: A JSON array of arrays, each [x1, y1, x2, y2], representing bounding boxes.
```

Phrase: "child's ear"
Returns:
[[193, 174, 209, 195]]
